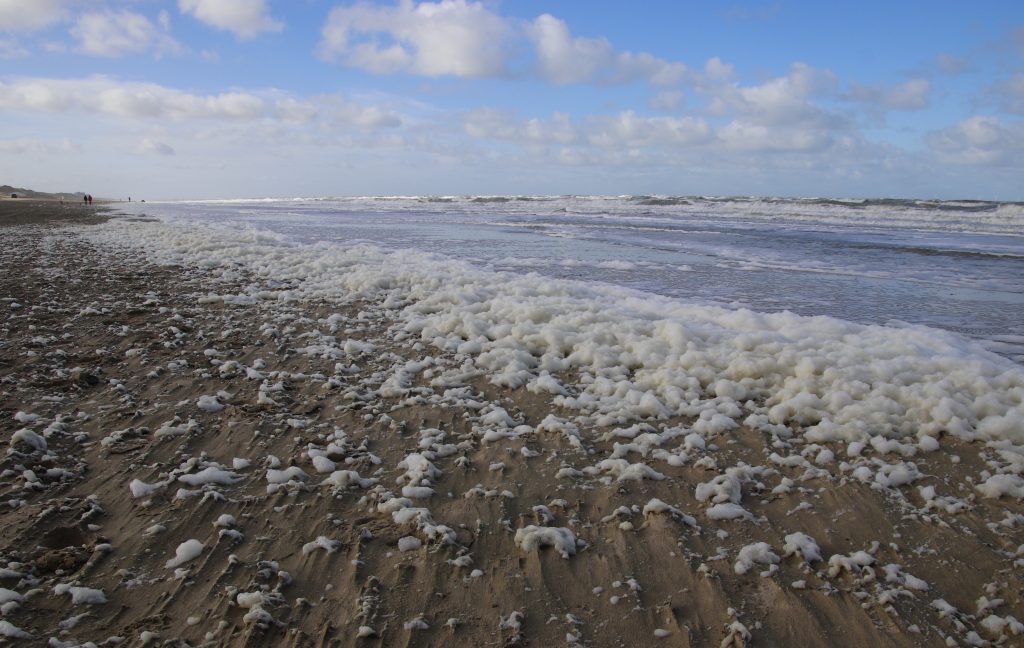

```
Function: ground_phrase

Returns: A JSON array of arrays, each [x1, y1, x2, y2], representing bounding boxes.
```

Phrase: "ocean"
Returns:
[[117, 195, 1024, 363]]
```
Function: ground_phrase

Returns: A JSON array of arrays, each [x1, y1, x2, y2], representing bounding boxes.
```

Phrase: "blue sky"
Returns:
[[1, 0, 1022, 199]]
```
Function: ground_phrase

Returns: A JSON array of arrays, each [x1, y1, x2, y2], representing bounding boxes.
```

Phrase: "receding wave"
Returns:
[[470, 196, 512, 203], [845, 241, 1024, 260], [632, 196, 693, 206]]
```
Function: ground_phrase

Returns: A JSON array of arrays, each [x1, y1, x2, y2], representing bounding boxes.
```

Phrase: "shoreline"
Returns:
[[1, 202, 1022, 646]]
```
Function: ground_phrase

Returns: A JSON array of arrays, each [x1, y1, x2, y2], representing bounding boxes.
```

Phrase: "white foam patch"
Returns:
[[81, 220, 1024, 448], [514, 525, 577, 558], [976, 474, 1024, 499], [641, 498, 697, 527], [301, 536, 340, 555], [782, 532, 822, 563], [196, 394, 225, 412], [0, 589, 24, 605], [10, 429, 46, 452], [706, 503, 751, 520], [178, 466, 242, 486], [321, 470, 377, 490], [734, 542, 779, 575], [53, 584, 107, 605], [165, 539, 204, 569], [129, 479, 166, 498], [0, 620, 32, 638]]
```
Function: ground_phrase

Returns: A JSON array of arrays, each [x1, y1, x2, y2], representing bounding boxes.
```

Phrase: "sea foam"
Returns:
[[80, 219, 1024, 445]]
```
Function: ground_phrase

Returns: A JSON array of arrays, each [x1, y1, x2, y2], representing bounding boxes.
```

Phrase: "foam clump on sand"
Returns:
[[706, 503, 751, 521], [165, 539, 204, 569], [196, 394, 226, 412], [782, 532, 822, 563], [976, 474, 1024, 499], [10, 429, 46, 452], [734, 542, 780, 575], [53, 583, 107, 605], [827, 550, 876, 578], [301, 536, 340, 555], [0, 620, 32, 638], [178, 466, 242, 486], [266, 466, 308, 484], [514, 526, 577, 558], [642, 497, 698, 527], [321, 469, 376, 490], [129, 478, 166, 498]]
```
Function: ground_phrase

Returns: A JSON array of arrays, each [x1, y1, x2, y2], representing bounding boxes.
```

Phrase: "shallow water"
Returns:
[[117, 195, 1024, 361]]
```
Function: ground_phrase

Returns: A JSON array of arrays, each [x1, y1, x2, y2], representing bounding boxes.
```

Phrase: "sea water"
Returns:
[[117, 195, 1024, 362]]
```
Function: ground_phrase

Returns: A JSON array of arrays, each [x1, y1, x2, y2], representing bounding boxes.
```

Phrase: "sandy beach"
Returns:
[[1, 201, 1022, 647]]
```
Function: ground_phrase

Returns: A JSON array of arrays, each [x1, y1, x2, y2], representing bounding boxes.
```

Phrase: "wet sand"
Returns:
[[1, 201, 1022, 646]]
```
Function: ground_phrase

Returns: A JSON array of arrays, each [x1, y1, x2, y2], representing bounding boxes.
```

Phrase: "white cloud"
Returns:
[[71, 11, 183, 58], [716, 120, 834, 152], [648, 90, 684, 111], [729, 63, 838, 126], [0, 77, 406, 137], [463, 108, 577, 144], [319, 3, 686, 85], [0, 0, 69, 31], [703, 65, 848, 152], [320, 0, 511, 78], [466, 106, 843, 156], [681, 62, 845, 155], [463, 108, 713, 151], [527, 14, 612, 84], [611, 52, 686, 85], [703, 57, 736, 83], [528, 14, 685, 85], [0, 77, 266, 120], [462, 63, 848, 155], [139, 138, 175, 156], [844, 78, 930, 110], [104, 87, 262, 119], [587, 111, 712, 148], [927, 115, 1024, 166], [273, 97, 317, 125], [178, 0, 282, 39], [318, 96, 403, 128]]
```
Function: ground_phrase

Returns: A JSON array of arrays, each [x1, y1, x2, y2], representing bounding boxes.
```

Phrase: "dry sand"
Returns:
[[1, 201, 1022, 647]]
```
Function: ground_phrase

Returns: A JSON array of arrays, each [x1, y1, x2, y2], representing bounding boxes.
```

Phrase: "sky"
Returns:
[[1, 0, 1023, 200]]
